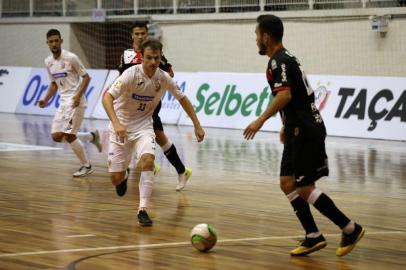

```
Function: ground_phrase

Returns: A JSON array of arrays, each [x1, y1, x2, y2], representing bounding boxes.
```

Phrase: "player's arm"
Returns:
[[161, 54, 174, 77], [38, 81, 58, 108], [118, 53, 125, 75], [178, 96, 205, 142], [102, 79, 127, 142], [72, 73, 90, 108], [244, 60, 292, 140], [243, 90, 291, 140]]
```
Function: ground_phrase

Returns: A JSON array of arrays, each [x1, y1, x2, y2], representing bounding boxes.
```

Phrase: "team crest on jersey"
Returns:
[[113, 80, 123, 90], [154, 80, 161, 92], [271, 59, 277, 70]]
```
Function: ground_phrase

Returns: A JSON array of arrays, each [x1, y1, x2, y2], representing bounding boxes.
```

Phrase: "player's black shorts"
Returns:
[[280, 130, 329, 187], [152, 101, 164, 131]]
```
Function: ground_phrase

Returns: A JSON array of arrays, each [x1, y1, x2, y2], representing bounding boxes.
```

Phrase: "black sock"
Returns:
[[164, 144, 185, 174], [313, 193, 351, 229], [291, 197, 319, 235]]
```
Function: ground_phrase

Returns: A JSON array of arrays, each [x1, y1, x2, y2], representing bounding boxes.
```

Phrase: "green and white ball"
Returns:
[[190, 223, 217, 252]]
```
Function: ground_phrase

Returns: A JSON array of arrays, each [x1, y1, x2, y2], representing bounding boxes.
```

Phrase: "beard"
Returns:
[[257, 43, 266, 55]]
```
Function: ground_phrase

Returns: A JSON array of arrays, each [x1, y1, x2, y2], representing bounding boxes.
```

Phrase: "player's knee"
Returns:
[[280, 176, 295, 194], [296, 185, 315, 201], [111, 172, 125, 186], [51, 133, 63, 142], [64, 134, 77, 143], [139, 154, 155, 171]]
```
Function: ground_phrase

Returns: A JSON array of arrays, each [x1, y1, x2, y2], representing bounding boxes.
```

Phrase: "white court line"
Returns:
[[0, 230, 403, 258], [66, 234, 96, 238]]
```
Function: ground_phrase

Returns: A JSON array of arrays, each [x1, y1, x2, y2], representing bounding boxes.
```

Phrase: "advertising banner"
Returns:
[[0, 66, 32, 113], [91, 70, 119, 119], [15, 68, 108, 118]]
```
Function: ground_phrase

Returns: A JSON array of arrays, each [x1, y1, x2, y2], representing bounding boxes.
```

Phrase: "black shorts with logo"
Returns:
[[280, 128, 329, 187], [152, 101, 164, 131]]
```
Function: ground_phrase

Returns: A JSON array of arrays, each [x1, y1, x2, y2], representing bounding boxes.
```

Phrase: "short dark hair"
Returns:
[[141, 39, 162, 55], [257, 15, 284, 42], [46, 29, 61, 39], [131, 21, 148, 32]]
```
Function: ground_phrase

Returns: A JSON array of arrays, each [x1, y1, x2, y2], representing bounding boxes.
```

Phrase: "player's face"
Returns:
[[132, 27, 148, 48], [142, 47, 161, 75], [46, 35, 62, 55], [255, 25, 267, 56]]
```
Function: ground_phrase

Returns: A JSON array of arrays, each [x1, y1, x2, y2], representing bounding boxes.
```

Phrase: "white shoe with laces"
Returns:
[[176, 167, 192, 191], [73, 165, 94, 177]]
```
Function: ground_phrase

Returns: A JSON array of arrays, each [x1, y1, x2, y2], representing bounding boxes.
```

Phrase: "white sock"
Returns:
[[70, 139, 90, 167], [343, 221, 355, 234], [307, 188, 323, 205], [139, 171, 154, 209], [161, 141, 172, 152], [286, 190, 299, 202], [306, 232, 322, 238], [77, 132, 94, 142]]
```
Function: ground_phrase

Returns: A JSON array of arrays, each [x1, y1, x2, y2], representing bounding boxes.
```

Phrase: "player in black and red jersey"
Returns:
[[118, 21, 191, 191], [244, 14, 365, 257]]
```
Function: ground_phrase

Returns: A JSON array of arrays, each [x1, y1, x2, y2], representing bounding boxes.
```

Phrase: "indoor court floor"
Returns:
[[0, 113, 405, 270]]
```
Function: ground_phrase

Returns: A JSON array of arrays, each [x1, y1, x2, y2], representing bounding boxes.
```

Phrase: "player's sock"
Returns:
[[77, 132, 93, 142], [162, 142, 185, 174], [70, 139, 90, 167], [287, 190, 320, 235], [308, 188, 351, 229], [139, 171, 154, 209]]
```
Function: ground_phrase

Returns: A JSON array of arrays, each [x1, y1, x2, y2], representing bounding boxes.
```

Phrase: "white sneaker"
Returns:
[[176, 167, 192, 191], [73, 165, 94, 177], [91, 130, 103, 152]]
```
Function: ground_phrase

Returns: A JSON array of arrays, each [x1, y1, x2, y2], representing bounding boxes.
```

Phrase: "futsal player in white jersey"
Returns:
[[103, 39, 205, 226], [38, 29, 102, 177]]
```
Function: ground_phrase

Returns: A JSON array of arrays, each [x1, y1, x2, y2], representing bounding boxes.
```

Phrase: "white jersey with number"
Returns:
[[108, 64, 185, 134], [45, 49, 88, 107]]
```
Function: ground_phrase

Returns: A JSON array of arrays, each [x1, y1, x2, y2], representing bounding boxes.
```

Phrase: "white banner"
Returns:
[[15, 68, 108, 118], [309, 75, 406, 140], [178, 72, 283, 132], [0, 66, 32, 113], [91, 70, 119, 119]]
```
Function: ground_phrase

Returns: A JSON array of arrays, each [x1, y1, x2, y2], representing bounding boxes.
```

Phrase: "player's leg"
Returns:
[[108, 131, 134, 197], [295, 136, 365, 257], [135, 130, 156, 226], [153, 102, 190, 191], [77, 130, 103, 152], [51, 106, 92, 177], [280, 139, 325, 256]]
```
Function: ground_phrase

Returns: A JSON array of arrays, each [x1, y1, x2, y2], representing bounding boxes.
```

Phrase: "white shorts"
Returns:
[[51, 105, 85, 134], [108, 129, 156, 172]]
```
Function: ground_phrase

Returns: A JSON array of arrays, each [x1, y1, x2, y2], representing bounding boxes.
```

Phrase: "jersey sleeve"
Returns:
[[108, 69, 131, 99], [270, 59, 291, 92], [162, 72, 185, 100], [71, 54, 88, 77]]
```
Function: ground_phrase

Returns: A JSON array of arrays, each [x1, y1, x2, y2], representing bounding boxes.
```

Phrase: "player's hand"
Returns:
[[113, 122, 127, 144], [37, 100, 47, 108], [72, 95, 81, 108], [279, 126, 285, 144], [243, 117, 265, 140], [194, 126, 205, 142]]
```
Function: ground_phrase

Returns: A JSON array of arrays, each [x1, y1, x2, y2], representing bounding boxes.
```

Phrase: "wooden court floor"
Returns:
[[0, 113, 405, 270]]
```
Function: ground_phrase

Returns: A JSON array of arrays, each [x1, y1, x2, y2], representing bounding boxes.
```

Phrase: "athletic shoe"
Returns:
[[290, 234, 327, 256], [154, 163, 161, 176], [176, 167, 192, 191], [91, 130, 103, 152], [137, 209, 153, 226], [73, 165, 94, 177], [116, 168, 129, 197], [336, 223, 365, 256]]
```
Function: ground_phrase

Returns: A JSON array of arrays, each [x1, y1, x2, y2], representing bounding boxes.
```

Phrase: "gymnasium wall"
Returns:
[[0, 12, 406, 77]]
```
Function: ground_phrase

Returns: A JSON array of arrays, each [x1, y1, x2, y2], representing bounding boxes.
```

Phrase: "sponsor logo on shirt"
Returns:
[[52, 72, 68, 79], [132, 94, 154, 101]]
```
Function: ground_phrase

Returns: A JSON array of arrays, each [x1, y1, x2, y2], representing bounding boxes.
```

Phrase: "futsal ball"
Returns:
[[190, 223, 217, 252]]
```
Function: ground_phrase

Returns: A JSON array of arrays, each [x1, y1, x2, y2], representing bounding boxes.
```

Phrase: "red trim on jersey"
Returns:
[[274, 86, 290, 92]]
